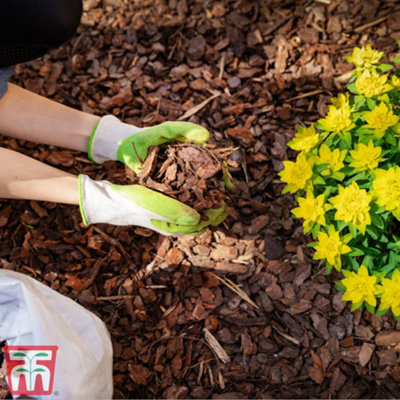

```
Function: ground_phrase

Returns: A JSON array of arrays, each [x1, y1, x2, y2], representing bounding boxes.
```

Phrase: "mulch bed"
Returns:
[[1, 0, 400, 398]]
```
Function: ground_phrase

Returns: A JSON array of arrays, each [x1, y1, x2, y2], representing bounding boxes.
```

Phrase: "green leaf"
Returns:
[[350, 301, 363, 311], [347, 171, 367, 183], [392, 55, 400, 63], [348, 247, 365, 257], [336, 220, 347, 233], [362, 255, 373, 268], [348, 223, 357, 238], [354, 126, 372, 136], [33, 368, 46, 373], [367, 98, 376, 110], [377, 63, 394, 72], [331, 171, 345, 181], [312, 175, 326, 185], [361, 245, 381, 257], [353, 95, 366, 111], [15, 368, 29, 373], [12, 352, 28, 358], [347, 83, 358, 94], [325, 263, 333, 274], [366, 225, 379, 240], [370, 213, 384, 230], [380, 234, 389, 243], [342, 255, 359, 270], [340, 132, 352, 149], [311, 223, 320, 239], [32, 352, 49, 358], [314, 163, 329, 174], [335, 280, 346, 291], [365, 302, 376, 314], [386, 133, 397, 147]]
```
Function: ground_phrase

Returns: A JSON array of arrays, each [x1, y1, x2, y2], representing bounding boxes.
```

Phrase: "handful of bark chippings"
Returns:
[[137, 143, 231, 215]]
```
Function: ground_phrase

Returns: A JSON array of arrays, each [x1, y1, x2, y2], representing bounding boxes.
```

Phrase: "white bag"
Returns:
[[0, 269, 113, 399]]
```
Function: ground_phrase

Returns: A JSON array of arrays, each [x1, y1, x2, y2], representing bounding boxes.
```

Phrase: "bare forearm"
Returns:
[[0, 83, 100, 152], [0, 147, 79, 204]]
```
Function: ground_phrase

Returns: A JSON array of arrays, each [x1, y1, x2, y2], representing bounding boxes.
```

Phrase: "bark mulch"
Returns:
[[1, 0, 400, 398]]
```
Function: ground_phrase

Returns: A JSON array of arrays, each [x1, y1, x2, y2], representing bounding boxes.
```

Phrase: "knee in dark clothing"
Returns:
[[0, 0, 82, 67], [43, 0, 83, 47]]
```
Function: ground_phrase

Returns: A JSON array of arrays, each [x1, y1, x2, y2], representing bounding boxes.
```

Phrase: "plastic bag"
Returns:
[[0, 269, 113, 399]]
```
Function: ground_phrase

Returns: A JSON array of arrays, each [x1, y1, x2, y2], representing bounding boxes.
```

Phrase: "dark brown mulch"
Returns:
[[1, 0, 400, 398]]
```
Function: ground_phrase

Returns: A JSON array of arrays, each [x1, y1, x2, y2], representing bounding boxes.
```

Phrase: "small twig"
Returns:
[[132, 141, 144, 164], [353, 16, 387, 33], [218, 55, 225, 80], [287, 89, 326, 102], [96, 295, 134, 301], [272, 325, 301, 346], [203, 328, 230, 364], [178, 92, 221, 121], [211, 272, 259, 309]]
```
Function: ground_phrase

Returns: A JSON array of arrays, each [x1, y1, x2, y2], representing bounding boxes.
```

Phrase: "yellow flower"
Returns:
[[287, 124, 319, 153], [349, 141, 384, 171], [319, 104, 355, 134], [331, 93, 349, 108], [379, 269, 400, 318], [292, 193, 327, 233], [372, 167, 400, 215], [391, 75, 400, 89], [355, 70, 392, 98], [329, 182, 371, 234], [279, 153, 313, 193], [341, 265, 381, 308], [315, 144, 346, 175], [363, 102, 399, 138], [345, 45, 384, 68], [312, 225, 351, 270]]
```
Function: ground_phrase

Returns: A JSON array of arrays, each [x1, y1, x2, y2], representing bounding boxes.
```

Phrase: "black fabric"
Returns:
[[0, 0, 82, 67]]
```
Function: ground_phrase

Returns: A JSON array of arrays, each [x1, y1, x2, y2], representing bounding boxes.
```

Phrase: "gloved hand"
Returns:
[[88, 115, 209, 173], [78, 174, 228, 235]]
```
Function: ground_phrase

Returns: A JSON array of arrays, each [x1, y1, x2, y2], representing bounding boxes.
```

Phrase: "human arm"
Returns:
[[0, 147, 227, 234], [0, 83, 99, 152], [0, 146, 79, 204]]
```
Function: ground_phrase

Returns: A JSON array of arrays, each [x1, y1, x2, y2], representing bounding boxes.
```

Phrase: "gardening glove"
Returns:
[[78, 174, 228, 235], [88, 115, 209, 173]]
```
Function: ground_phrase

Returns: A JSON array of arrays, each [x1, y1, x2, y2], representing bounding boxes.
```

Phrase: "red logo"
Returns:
[[4, 346, 58, 396]]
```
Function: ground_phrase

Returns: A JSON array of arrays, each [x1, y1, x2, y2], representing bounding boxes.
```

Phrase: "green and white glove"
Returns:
[[88, 115, 209, 173], [78, 174, 228, 235]]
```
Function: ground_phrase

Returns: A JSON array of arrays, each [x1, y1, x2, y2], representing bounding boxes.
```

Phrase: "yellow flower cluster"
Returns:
[[379, 270, 400, 317], [292, 192, 328, 233], [312, 225, 351, 271], [355, 70, 392, 98], [363, 102, 398, 138], [315, 144, 346, 175], [287, 125, 319, 153], [319, 104, 355, 134], [279, 44, 400, 319], [349, 141, 384, 171], [372, 167, 400, 218], [340, 266, 400, 318], [341, 265, 380, 308], [346, 45, 384, 68], [278, 153, 313, 194], [329, 182, 371, 234]]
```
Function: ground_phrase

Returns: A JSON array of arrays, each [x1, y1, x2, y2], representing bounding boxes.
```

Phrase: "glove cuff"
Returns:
[[88, 115, 142, 164]]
